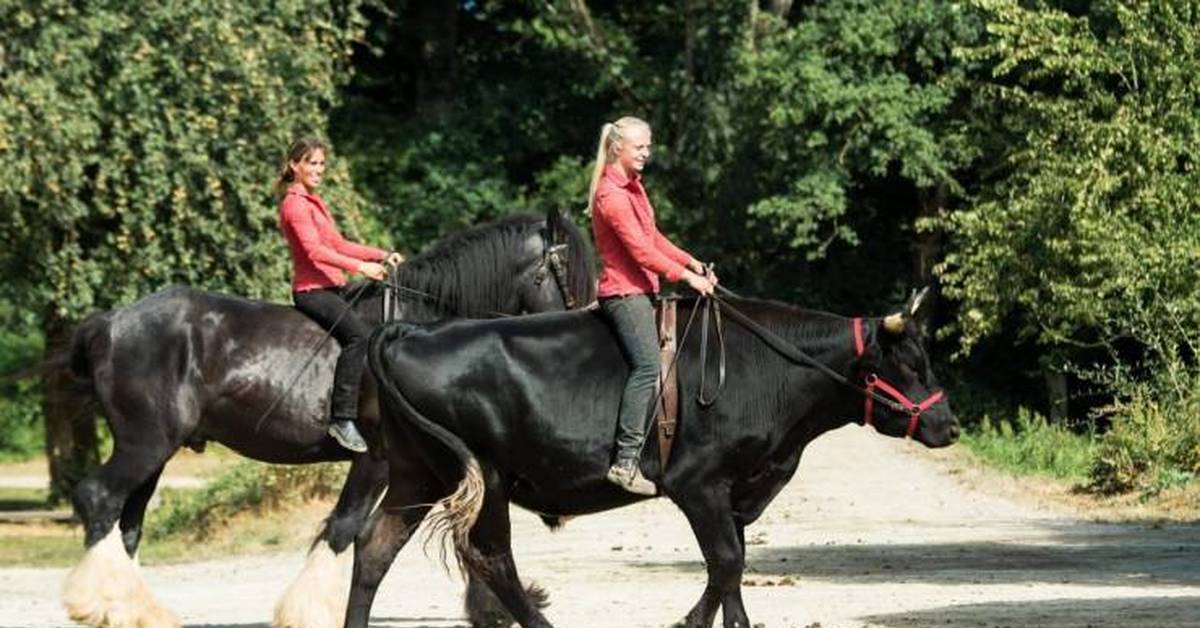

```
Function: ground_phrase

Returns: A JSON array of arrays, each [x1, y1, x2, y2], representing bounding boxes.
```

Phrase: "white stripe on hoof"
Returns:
[[273, 542, 353, 628], [62, 526, 180, 627]]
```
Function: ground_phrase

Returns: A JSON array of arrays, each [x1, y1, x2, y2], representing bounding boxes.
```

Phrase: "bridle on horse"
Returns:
[[680, 288, 948, 438], [532, 228, 576, 310]]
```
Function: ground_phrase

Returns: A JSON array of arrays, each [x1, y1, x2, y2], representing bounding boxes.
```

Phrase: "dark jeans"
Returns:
[[293, 287, 371, 422], [600, 294, 660, 462]]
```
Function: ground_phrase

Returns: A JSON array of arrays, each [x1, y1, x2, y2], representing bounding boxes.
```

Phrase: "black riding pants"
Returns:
[[293, 287, 372, 422]]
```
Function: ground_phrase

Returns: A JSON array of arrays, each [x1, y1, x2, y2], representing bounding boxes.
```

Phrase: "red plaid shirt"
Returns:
[[591, 165, 694, 297], [279, 184, 387, 292]]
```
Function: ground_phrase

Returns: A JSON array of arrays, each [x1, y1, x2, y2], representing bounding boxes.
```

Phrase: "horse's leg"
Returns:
[[344, 454, 441, 628], [118, 466, 165, 558], [274, 454, 389, 628], [461, 467, 553, 628], [672, 489, 750, 628], [64, 442, 180, 628]]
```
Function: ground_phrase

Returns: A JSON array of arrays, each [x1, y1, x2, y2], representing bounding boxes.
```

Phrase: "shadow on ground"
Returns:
[[860, 595, 1200, 628], [191, 619, 466, 628], [637, 521, 1200, 589]]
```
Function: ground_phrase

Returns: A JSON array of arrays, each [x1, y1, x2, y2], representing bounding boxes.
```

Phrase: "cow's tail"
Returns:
[[367, 323, 485, 573]]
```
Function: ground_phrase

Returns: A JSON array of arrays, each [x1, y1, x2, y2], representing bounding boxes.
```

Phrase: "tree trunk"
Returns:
[[43, 311, 99, 505], [402, 0, 459, 115], [1044, 368, 1069, 423], [913, 184, 947, 333]]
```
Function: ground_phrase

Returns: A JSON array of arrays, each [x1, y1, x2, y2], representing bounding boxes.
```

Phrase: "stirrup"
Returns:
[[328, 420, 368, 453]]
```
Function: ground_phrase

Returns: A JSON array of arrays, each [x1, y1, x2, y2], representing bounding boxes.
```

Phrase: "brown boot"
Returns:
[[605, 458, 657, 496]]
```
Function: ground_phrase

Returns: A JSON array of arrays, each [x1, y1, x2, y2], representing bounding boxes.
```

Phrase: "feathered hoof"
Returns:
[[62, 527, 180, 628], [273, 542, 353, 628]]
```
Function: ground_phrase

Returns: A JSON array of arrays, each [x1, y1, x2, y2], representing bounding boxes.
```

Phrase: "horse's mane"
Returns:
[[351, 211, 596, 320]]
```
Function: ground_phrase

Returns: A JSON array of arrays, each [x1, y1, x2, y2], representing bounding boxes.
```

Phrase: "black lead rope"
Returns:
[[696, 296, 726, 407], [707, 291, 911, 415]]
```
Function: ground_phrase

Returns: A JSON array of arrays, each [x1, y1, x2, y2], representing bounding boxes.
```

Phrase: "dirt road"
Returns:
[[3, 425, 1198, 627]]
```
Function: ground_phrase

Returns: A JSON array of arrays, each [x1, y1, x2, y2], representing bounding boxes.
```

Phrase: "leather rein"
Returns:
[[693, 288, 947, 437]]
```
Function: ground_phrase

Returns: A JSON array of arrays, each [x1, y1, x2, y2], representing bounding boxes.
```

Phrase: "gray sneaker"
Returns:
[[329, 419, 368, 453], [605, 459, 657, 496]]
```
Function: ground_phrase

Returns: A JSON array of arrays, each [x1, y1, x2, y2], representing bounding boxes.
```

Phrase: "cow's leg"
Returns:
[[674, 490, 750, 628], [344, 457, 439, 628], [462, 467, 553, 628], [274, 454, 389, 628], [465, 575, 550, 628]]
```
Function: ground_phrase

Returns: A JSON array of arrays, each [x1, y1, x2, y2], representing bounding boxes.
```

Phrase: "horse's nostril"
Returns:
[[949, 423, 961, 440]]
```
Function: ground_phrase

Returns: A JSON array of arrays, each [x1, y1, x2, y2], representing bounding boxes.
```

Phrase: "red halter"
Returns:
[[852, 318, 947, 438]]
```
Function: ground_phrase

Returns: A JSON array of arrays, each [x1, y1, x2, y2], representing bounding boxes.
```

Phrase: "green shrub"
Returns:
[[148, 461, 347, 541], [960, 408, 1098, 481], [1090, 376, 1200, 495], [0, 328, 44, 461]]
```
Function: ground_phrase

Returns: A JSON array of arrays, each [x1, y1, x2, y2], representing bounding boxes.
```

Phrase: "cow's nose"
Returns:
[[948, 422, 961, 442]]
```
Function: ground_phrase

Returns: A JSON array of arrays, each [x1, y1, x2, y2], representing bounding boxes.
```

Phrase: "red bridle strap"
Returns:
[[852, 317, 947, 438], [863, 374, 945, 437]]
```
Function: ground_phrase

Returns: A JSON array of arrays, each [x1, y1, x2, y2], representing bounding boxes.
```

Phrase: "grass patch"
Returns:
[[0, 486, 52, 510], [959, 407, 1098, 482], [148, 460, 347, 541]]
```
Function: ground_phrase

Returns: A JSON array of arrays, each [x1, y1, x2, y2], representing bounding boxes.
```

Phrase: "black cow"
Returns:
[[352, 294, 959, 628]]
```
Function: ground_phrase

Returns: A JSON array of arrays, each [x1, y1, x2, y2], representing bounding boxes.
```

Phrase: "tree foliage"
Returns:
[[938, 0, 1200, 364], [0, 0, 368, 321]]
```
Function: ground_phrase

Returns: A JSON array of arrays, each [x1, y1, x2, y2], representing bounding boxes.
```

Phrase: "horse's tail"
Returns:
[[37, 311, 112, 416], [367, 323, 484, 573], [67, 311, 113, 383]]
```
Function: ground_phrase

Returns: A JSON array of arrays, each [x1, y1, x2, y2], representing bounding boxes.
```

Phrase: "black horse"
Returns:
[[60, 210, 595, 628], [355, 294, 958, 627]]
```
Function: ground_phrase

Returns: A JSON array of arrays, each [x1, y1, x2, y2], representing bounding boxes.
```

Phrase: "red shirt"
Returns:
[[591, 165, 694, 297], [279, 184, 387, 292]]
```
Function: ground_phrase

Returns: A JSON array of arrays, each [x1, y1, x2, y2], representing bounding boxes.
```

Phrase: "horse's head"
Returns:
[[858, 288, 959, 448], [516, 209, 597, 314]]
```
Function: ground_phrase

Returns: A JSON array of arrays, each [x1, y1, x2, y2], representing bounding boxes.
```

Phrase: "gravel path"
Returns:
[[3, 425, 1198, 627]]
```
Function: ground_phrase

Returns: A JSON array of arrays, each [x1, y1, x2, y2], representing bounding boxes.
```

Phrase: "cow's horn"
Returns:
[[883, 312, 905, 334], [909, 286, 930, 316]]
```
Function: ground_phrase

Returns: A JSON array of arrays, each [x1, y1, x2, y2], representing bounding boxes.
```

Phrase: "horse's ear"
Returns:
[[546, 208, 563, 242]]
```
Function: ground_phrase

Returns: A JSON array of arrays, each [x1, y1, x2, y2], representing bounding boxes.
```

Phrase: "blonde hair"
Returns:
[[274, 136, 326, 197], [586, 116, 650, 214]]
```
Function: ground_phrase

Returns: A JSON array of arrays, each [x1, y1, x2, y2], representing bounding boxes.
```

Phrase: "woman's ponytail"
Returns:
[[586, 123, 615, 215]]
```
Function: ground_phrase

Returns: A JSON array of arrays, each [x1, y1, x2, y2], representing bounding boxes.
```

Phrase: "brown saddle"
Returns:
[[655, 298, 680, 468]]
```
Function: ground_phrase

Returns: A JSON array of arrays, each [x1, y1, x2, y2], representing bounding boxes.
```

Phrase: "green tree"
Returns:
[[939, 0, 1200, 365], [0, 0, 365, 501]]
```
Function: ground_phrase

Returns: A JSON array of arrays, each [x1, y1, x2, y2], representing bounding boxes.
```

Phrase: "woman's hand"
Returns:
[[358, 261, 388, 281], [385, 252, 405, 267], [689, 260, 719, 289], [683, 269, 715, 296]]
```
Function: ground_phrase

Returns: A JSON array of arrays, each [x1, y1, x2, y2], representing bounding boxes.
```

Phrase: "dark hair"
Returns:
[[274, 136, 327, 197]]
